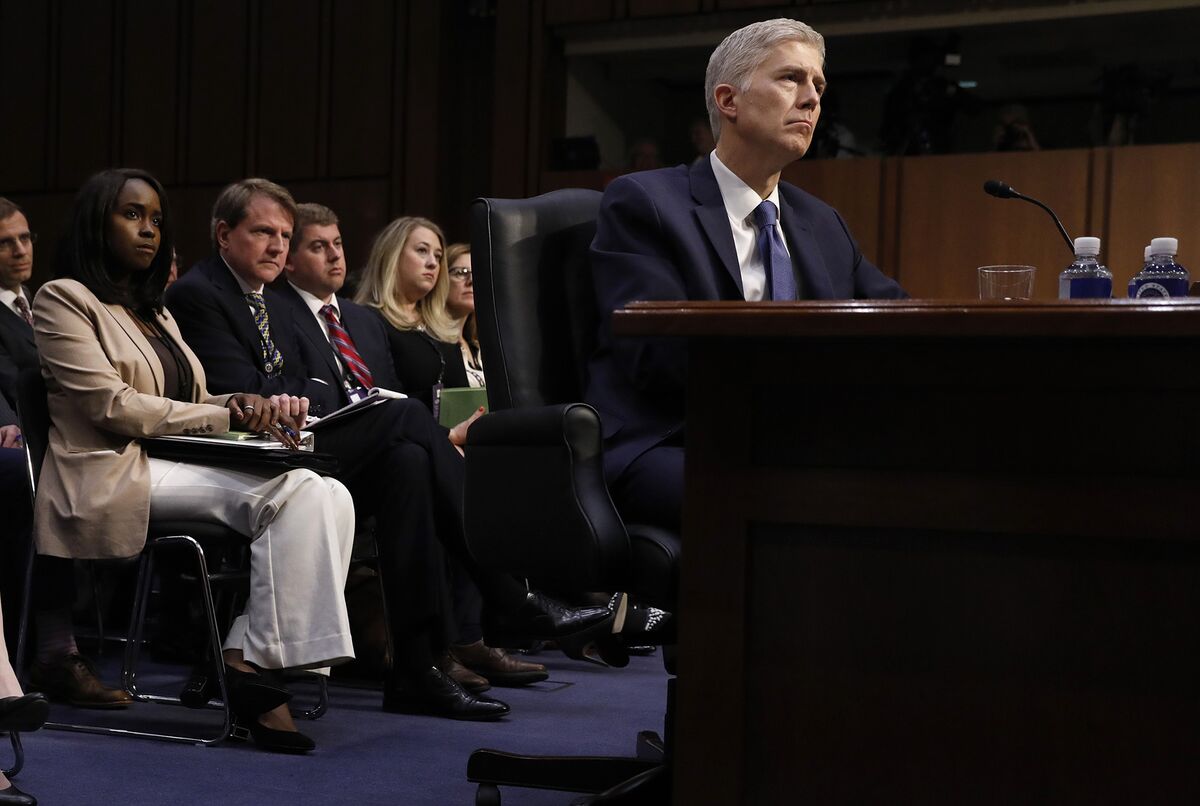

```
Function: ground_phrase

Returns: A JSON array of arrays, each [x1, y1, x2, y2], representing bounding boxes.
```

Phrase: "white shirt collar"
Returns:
[[709, 151, 782, 228], [0, 286, 29, 312], [289, 281, 338, 318], [220, 254, 262, 295]]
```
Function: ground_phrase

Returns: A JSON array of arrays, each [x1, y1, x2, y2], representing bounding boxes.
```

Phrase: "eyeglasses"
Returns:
[[0, 232, 36, 255], [448, 267, 473, 282]]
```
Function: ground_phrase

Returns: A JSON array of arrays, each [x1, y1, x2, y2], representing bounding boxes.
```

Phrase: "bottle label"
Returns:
[[1133, 278, 1190, 298], [1066, 277, 1112, 299]]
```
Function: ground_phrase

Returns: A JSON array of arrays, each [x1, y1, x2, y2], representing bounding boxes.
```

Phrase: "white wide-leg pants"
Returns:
[[147, 459, 355, 672]]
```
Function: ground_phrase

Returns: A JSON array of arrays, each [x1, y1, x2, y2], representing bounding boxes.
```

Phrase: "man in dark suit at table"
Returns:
[[586, 18, 908, 531], [166, 180, 606, 719]]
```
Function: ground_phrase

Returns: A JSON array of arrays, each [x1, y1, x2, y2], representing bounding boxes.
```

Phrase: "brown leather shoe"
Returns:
[[29, 653, 133, 709], [450, 640, 549, 687], [438, 652, 490, 693]]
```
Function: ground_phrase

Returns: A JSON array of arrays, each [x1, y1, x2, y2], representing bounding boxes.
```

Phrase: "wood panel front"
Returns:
[[615, 300, 1200, 804]]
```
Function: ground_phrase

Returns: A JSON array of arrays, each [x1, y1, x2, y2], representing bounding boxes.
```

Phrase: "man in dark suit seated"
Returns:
[[276, 202, 549, 692], [166, 180, 606, 719], [0, 198, 132, 707], [586, 18, 908, 531]]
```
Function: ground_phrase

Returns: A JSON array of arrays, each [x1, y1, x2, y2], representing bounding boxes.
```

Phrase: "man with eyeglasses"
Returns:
[[0, 199, 38, 410], [0, 200, 34, 665]]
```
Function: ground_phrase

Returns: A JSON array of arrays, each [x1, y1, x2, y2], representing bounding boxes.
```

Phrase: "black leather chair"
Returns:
[[464, 189, 681, 805]]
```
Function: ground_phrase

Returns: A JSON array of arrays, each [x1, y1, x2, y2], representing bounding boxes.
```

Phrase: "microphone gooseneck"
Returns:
[[982, 179, 1074, 254]]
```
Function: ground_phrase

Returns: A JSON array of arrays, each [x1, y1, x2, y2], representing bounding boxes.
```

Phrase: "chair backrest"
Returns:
[[465, 190, 634, 590], [470, 189, 604, 411]]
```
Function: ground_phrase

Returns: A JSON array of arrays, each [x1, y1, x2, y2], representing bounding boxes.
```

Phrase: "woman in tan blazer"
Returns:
[[29, 168, 354, 754]]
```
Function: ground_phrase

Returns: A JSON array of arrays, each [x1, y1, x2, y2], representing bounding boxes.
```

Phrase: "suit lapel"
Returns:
[[778, 191, 835, 300], [279, 284, 341, 381], [101, 304, 164, 395], [201, 258, 269, 368], [689, 159, 744, 297], [0, 303, 36, 348]]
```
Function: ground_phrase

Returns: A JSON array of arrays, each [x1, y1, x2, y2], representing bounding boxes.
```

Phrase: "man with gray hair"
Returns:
[[586, 18, 907, 531]]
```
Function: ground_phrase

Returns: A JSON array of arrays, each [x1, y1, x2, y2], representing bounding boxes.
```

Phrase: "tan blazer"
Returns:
[[32, 279, 233, 559]]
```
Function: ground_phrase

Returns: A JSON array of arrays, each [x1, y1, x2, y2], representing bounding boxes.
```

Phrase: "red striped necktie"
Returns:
[[319, 304, 374, 390]]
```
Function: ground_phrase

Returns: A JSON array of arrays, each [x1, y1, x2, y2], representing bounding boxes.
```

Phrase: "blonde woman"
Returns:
[[443, 243, 484, 388], [355, 217, 468, 413]]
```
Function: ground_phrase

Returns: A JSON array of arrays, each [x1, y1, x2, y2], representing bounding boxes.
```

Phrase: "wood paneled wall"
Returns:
[[0, 0, 494, 287], [784, 143, 1200, 299]]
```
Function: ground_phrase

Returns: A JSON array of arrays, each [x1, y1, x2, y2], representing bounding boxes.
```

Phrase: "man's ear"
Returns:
[[713, 83, 738, 127], [214, 220, 232, 251]]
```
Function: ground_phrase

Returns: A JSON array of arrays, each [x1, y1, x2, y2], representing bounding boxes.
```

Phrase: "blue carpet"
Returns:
[[6, 652, 667, 805]]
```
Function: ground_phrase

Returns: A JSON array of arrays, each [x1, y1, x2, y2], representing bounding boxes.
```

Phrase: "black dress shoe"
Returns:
[[484, 591, 613, 647], [0, 784, 35, 806], [224, 665, 292, 719], [383, 666, 511, 721], [230, 716, 316, 754], [0, 693, 49, 733]]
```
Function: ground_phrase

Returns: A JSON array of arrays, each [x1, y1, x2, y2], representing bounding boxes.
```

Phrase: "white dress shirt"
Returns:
[[709, 151, 790, 302], [0, 287, 31, 323]]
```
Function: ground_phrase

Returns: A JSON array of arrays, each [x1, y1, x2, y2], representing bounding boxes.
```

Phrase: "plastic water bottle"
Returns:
[[1058, 236, 1112, 299], [1128, 245, 1149, 298], [1129, 237, 1190, 298]]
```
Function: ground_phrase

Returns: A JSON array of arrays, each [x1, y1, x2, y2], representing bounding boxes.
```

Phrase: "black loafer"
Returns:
[[484, 591, 613, 647], [383, 666, 511, 721], [0, 693, 49, 733]]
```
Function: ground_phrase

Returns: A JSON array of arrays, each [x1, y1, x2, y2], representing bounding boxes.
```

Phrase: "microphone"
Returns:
[[982, 179, 1074, 254]]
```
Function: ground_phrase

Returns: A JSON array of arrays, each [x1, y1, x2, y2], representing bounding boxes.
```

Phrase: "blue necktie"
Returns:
[[244, 292, 283, 376], [751, 200, 796, 301]]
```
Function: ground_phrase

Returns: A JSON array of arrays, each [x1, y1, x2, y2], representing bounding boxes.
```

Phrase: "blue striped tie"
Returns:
[[751, 200, 796, 301], [244, 292, 284, 375]]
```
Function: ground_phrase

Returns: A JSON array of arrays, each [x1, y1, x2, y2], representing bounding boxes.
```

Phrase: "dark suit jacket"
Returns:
[[0, 293, 39, 410], [585, 157, 908, 483], [164, 256, 343, 415], [273, 281, 405, 399]]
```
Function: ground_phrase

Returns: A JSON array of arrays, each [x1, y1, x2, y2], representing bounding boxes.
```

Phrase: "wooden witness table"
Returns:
[[613, 299, 1200, 805]]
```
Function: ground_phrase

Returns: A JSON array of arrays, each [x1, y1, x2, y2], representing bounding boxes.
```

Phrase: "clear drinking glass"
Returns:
[[978, 265, 1035, 300]]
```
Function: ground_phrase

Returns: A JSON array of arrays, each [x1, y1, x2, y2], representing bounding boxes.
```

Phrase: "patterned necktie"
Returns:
[[244, 292, 283, 375], [319, 304, 374, 390], [751, 200, 796, 301], [13, 295, 32, 327]]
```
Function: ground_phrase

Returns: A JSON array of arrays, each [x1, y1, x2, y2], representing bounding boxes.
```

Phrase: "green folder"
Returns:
[[438, 386, 489, 427]]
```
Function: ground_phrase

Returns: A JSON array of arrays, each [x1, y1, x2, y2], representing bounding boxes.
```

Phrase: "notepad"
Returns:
[[437, 387, 489, 428]]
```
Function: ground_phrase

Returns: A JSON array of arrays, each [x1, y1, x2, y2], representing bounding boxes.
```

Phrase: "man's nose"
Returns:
[[267, 234, 285, 252]]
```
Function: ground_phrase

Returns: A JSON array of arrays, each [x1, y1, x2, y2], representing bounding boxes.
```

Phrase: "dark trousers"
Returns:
[[317, 399, 522, 657], [0, 446, 32, 656], [611, 443, 684, 533]]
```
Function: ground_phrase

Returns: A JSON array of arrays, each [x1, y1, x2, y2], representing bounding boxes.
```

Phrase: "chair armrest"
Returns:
[[464, 403, 630, 590]]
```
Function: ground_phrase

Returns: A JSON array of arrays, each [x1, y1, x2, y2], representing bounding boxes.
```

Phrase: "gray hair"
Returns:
[[704, 18, 825, 142]]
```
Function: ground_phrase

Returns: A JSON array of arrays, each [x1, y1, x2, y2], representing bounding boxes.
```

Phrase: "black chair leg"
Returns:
[[2, 731, 23, 778]]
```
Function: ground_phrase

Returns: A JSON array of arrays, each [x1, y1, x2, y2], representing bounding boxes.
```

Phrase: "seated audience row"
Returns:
[[0, 173, 621, 756]]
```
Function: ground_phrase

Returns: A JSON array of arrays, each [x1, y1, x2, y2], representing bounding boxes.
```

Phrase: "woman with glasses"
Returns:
[[443, 243, 485, 389]]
